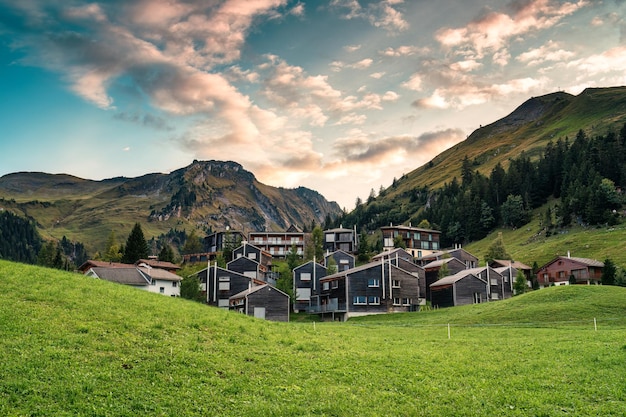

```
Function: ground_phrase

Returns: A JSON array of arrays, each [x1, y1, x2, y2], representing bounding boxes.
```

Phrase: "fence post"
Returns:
[[448, 323, 451, 339]]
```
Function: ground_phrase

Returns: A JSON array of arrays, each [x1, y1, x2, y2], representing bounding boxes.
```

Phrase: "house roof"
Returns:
[[293, 260, 326, 272], [539, 256, 604, 270], [320, 260, 416, 282], [79, 260, 133, 271], [379, 224, 441, 233], [89, 267, 150, 286], [371, 248, 413, 262], [229, 284, 289, 300], [137, 266, 182, 281], [324, 227, 353, 233], [324, 249, 355, 259], [136, 259, 180, 270], [422, 257, 462, 269], [491, 259, 531, 270], [431, 266, 498, 287]]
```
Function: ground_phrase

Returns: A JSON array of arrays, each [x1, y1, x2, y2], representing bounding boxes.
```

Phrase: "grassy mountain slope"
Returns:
[[2, 260, 626, 416], [0, 160, 342, 253], [390, 86, 626, 194]]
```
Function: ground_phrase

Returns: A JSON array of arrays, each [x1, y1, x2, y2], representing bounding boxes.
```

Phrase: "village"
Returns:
[[80, 223, 605, 322]]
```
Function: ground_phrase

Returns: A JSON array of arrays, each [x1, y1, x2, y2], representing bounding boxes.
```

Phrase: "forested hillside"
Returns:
[[339, 126, 626, 248]]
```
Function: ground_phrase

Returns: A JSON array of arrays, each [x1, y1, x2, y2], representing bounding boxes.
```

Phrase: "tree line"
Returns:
[[337, 125, 626, 248]]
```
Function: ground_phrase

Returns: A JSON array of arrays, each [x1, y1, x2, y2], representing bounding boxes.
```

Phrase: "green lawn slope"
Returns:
[[2, 260, 626, 416]]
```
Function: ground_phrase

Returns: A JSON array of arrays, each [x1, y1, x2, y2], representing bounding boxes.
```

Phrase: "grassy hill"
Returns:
[[389, 86, 626, 195], [2, 260, 626, 416]]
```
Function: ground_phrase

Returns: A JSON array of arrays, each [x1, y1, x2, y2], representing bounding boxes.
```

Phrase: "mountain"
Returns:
[[391, 86, 626, 194], [0, 160, 342, 252]]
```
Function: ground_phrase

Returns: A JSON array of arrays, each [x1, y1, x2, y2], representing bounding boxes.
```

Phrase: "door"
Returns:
[[254, 307, 266, 319]]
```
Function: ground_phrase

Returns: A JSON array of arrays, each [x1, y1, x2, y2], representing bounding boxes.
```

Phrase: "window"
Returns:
[[383, 238, 394, 247], [402, 298, 412, 306], [331, 281, 339, 289], [490, 278, 498, 286], [353, 295, 366, 305], [297, 288, 311, 301], [322, 282, 330, 291], [432, 242, 439, 250], [558, 271, 565, 278], [393, 297, 401, 306], [325, 234, 335, 242], [428, 234, 432, 241], [414, 232, 420, 240], [368, 278, 380, 287], [151, 279, 156, 286], [300, 272, 311, 281], [392, 279, 401, 288], [218, 276, 230, 291], [218, 299, 229, 307], [421, 241, 429, 249], [368, 296, 380, 305], [491, 293, 499, 300], [473, 293, 481, 304], [172, 281, 178, 287], [159, 287, 164, 294], [248, 252, 257, 260]]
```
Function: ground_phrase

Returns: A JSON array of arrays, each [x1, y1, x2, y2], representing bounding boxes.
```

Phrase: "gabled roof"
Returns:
[[371, 248, 413, 262], [196, 265, 265, 285], [137, 266, 182, 281], [491, 259, 531, 270], [229, 284, 289, 300], [422, 257, 463, 269], [538, 255, 604, 270], [324, 249, 355, 259], [431, 270, 487, 287], [293, 260, 326, 272], [379, 224, 441, 233], [136, 259, 180, 270], [324, 227, 353, 233], [88, 267, 150, 286], [79, 260, 133, 271]]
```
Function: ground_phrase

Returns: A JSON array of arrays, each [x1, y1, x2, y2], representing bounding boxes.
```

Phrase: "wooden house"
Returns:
[[490, 259, 532, 280], [371, 248, 414, 263], [230, 284, 290, 322], [313, 260, 420, 321], [431, 266, 511, 308], [536, 256, 604, 287], [418, 247, 478, 268], [248, 225, 306, 258], [136, 259, 180, 273], [232, 242, 272, 267], [78, 260, 131, 274], [379, 224, 441, 258], [323, 227, 357, 253], [293, 261, 327, 313], [430, 272, 488, 308], [324, 250, 355, 274], [196, 265, 264, 308], [204, 230, 245, 253], [421, 257, 467, 302]]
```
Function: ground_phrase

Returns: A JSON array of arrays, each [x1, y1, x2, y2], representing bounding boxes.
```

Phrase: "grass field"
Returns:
[[1, 260, 626, 416]]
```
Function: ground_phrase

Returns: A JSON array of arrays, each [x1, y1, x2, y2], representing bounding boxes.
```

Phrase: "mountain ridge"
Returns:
[[0, 160, 342, 253]]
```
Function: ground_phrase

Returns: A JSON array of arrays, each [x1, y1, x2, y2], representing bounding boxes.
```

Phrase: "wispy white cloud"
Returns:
[[517, 40, 575, 66]]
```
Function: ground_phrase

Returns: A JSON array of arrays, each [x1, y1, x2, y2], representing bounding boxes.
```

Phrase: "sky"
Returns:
[[1, 0, 626, 210]]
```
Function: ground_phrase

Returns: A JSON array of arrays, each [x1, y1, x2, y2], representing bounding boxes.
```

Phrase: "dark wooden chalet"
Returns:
[[430, 272, 488, 308], [313, 260, 420, 321], [490, 259, 532, 280], [536, 256, 604, 287], [232, 242, 272, 267], [230, 284, 290, 322], [226, 256, 272, 283], [324, 250, 355, 274], [196, 265, 265, 308], [421, 257, 467, 302], [418, 247, 478, 268], [323, 227, 357, 253], [371, 248, 415, 263], [293, 261, 327, 313]]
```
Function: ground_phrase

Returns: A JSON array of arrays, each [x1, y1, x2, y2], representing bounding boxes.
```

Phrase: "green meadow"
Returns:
[[1, 260, 626, 416]]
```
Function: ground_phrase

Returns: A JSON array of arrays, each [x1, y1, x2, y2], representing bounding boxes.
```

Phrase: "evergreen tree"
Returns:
[[103, 230, 122, 262], [158, 244, 175, 263], [182, 229, 203, 255], [484, 233, 511, 264], [601, 258, 616, 286], [437, 262, 450, 280], [180, 274, 202, 302], [357, 230, 371, 264], [326, 255, 338, 274], [122, 223, 149, 264], [305, 226, 324, 261], [514, 270, 527, 295]]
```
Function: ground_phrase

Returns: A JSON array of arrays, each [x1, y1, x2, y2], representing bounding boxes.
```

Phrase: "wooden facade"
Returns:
[[418, 247, 478, 268], [314, 261, 420, 321], [430, 273, 488, 308], [422, 257, 467, 302], [323, 227, 357, 253], [248, 228, 306, 258], [230, 284, 290, 322], [204, 230, 245, 253], [536, 256, 604, 287], [380, 224, 441, 259], [293, 261, 327, 313], [197, 266, 264, 308], [324, 250, 355, 273]]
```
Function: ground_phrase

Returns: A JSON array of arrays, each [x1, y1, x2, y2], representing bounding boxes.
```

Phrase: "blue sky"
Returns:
[[1, 0, 625, 209]]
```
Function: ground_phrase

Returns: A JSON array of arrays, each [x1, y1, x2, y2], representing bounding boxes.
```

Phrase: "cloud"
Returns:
[[379, 45, 428, 57], [114, 112, 174, 131], [566, 45, 626, 77], [413, 77, 548, 109], [344, 44, 362, 52], [402, 73, 423, 91], [370, 71, 386, 79], [330, 0, 408, 32], [352, 58, 374, 69], [516, 40, 575, 66], [435, 0, 589, 60]]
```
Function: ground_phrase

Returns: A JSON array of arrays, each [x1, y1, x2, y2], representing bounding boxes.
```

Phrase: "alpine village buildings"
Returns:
[[82, 223, 604, 322]]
